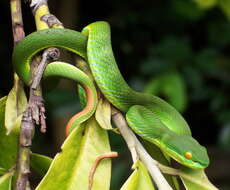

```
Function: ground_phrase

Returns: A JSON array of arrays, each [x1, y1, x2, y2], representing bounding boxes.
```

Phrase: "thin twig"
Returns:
[[111, 107, 173, 190], [31, 47, 60, 89], [29, 58, 47, 133], [88, 152, 118, 190], [10, 0, 32, 189]]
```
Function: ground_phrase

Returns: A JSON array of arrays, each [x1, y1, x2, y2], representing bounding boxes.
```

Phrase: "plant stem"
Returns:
[[111, 107, 173, 190], [15, 108, 34, 190], [10, 0, 32, 189], [10, 0, 25, 46]]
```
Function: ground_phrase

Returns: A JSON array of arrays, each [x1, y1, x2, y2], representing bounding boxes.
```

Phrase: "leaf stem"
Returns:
[[88, 152, 118, 190]]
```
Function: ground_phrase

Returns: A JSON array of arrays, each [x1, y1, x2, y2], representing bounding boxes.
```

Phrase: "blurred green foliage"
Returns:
[[144, 71, 187, 113], [101, 0, 230, 150]]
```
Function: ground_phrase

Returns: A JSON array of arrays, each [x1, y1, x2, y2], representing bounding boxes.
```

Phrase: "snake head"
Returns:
[[162, 135, 210, 169]]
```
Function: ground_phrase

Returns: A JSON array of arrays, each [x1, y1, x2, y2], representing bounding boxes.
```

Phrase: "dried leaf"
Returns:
[[95, 98, 113, 130]]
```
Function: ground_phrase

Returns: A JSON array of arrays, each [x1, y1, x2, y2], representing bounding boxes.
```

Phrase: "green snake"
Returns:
[[12, 21, 209, 169]]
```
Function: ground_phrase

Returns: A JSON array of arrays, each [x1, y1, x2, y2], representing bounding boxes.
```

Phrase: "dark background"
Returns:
[[0, 0, 230, 189]]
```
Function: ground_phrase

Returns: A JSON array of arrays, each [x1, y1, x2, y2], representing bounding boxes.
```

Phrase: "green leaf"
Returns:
[[0, 96, 20, 170], [193, 0, 217, 9], [95, 98, 113, 130], [5, 75, 27, 134], [141, 57, 172, 75], [144, 71, 187, 112], [0, 171, 14, 190], [219, 0, 230, 19], [36, 117, 111, 190], [172, 0, 205, 21], [179, 167, 219, 190], [0, 167, 6, 175], [30, 153, 52, 176], [0, 96, 7, 121], [120, 160, 155, 190], [208, 21, 230, 47], [155, 36, 192, 63]]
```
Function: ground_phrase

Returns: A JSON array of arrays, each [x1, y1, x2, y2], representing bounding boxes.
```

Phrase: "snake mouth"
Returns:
[[192, 161, 207, 168]]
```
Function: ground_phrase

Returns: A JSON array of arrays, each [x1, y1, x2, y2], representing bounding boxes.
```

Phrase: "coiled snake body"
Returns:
[[13, 21, 209, 169]]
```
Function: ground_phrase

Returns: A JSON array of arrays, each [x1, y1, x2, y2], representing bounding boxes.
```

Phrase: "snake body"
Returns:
[[13, 21, 209, 169], [12, 29, 97, 134]]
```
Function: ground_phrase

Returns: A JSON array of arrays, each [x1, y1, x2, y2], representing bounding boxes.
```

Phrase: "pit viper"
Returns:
[[12, 21, 209, 169]]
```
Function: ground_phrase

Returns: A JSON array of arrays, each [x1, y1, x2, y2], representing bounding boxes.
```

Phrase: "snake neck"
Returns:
[[133, 92, 191, 135], [84, 21, 137, 111], [84, 21, 191, 135]]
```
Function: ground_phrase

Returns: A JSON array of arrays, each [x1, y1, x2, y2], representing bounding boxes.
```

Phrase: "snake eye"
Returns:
[[185, 152, 192, 159]]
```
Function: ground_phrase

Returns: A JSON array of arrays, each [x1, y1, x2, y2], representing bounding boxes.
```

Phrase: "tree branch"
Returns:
[[10, 0, 25, 46], [10, 0, 32, 189], [111, 107, 173, 190], [15, 106, 34, 190]]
